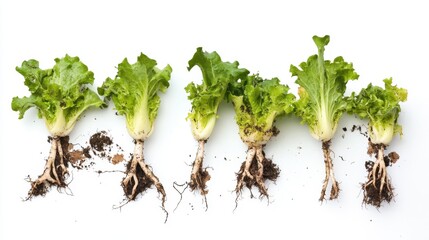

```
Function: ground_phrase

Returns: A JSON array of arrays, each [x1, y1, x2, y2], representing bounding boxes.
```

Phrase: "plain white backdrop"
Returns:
[[1, 0, 428, 239]]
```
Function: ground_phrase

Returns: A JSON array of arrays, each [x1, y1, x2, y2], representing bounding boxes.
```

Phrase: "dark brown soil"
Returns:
[[362, 172, 394, 208], [27, 136, 70, 198], [90, 131, 113, 152], [119, 142, 167, 221], [236, 149, 280, 198], [88, 131, 124, 164], [122, 157, 162, 201]]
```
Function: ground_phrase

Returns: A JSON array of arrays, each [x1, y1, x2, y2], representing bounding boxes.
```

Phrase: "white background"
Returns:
[[1, 0, 428, 239]]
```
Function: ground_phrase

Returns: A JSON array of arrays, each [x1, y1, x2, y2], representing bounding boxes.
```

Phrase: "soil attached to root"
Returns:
[[27, 136, 71, 199], [189, 140, 211, 196], [319, 140, 340, 201], [235, 146, 280, 201], [122, 140, 166, 209], [362, 141, 398, 207]]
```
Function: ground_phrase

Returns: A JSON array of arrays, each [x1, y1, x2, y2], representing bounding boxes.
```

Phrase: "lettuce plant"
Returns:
[[347, 78, 407, 207], [11, 55, 105, 198], [185, 47, 248, 197], [98, 53, 171, 206], [229, 74, 295, 200], [291, 35, 359, 201]]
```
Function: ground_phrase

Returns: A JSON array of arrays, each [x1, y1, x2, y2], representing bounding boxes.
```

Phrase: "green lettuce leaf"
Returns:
[[98, 53, 171, 140], [346, 78, 407, 144], [11, 55, 105, 136], [291, 35, 359, 141], [186, 47, 249, 140], [229, 74, 295, 146]]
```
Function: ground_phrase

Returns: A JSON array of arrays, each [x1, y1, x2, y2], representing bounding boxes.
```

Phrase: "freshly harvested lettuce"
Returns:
[[347, 78, 407, 207], [291, 35, 359, 201], [229, 74, 295, 199], [99, 53, 171, 207], [347, 78, 407, 145], [185, 47, 249, 197], [99, 53, 171, 140], [186, 47, 249, 141], [12, 55, 104, 137], [11, 55, 104, 198]]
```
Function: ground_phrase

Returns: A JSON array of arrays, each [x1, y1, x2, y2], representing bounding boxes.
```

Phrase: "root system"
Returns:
[[122, 140, 166, 208], [189, 140, 211, 195], [235, 146, 280, 201], [27, 136, 70, 199], [362, 141, 398, 207]]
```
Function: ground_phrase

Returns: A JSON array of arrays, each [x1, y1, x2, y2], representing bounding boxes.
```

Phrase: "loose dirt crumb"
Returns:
[[388, 152, 400, 164], [68, 145, 93, 170], [69, 150, 86, 164], [90, 131, 113, 152], [88, 131, 124, 165], [111, 154, 125, 165]]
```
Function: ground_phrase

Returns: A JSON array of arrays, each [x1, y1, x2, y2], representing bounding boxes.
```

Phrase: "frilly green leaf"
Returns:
[[229, 74, 295, 146], [99, 53, 171, 140], [291, 35, 359, 141], [11, 55, 105, 136], [346, 78, 407, 144], [186, 47, 249, 140]]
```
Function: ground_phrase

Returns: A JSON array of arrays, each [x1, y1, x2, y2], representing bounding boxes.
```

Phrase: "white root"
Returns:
[[35, 138, 59, 185], [320, 149, 330, 201], [45, 138, 60, 184], [236, 147, 256, 191], [255, 146, 268, 195], [29, 137, 70, 197], [367, 145, 389, 194], [320, 142, 339, 201], [192, 140, 205, 176], [123, 148, 140, 199], [255, 147, 264, 178], [56, 138, 68, 177], [329, 166, 340, 199], [190, 140, 206, 193]]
